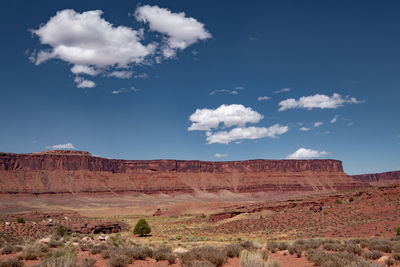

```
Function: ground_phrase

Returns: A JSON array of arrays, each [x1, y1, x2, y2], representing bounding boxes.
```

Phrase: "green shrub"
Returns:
[[56, 225, 71, 237], [397, 227, 400, 236], [133, 219, 151, 236], [48, 239, 63, 248], [349, 197, 354, 202], [335, 200, 343, 205], [16, 218, 25, 224]]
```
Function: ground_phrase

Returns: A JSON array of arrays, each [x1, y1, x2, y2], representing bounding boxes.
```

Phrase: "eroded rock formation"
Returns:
[[353, 171, 400, 186], [0, 150, 366, 196]]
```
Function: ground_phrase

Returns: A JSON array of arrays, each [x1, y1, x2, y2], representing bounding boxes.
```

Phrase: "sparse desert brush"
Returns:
[[108, 234, 125, 248], [187, 260, 215, 267], [108, 253, 130, 267], [224, 244, 242, 258], [56, 225, 71, 237], [335, 200, 343, 205], [393, 253, 400, 260], [180, 246, 227, 267], [38, 255, 77, 267], [48, 238, 63, 248], [1, 244, 15, 255], [51, 245, 76, 259], [240, 240, 256, 250], [266, 242, 278, 253], [368, 239, 393, 253], [82, 258, 97, 267], [239, 250, 265, 267], [90, 243, 107, 254], [397, 227, 400, 236], [0, 258, 24, 267], [345, 243, 362, 255], [79, 241, 94, 251], [306, 249, 370, 267], [20, 244, 42, 260], [153, 245, 176, 264], [349, 197, 354, 202], [266, 260, 280, 267], [277, 242, 288, 251], [363, 250, 383, 260], [385, 257, 395, 266], [124, 245, 153, 260]]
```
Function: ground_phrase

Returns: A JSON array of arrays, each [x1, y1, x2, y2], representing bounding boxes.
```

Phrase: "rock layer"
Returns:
[[352, 171, 400, 186], [0, 150, 365, 195]]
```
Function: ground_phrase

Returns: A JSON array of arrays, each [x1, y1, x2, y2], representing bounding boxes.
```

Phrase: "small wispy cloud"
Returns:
[[134, 73, 149, 79], [214, 153, 228, 158], [299, 127, 311, 131], [74, 77, 96, 88], [108, 70, 133, 79], [330, 115, 339, 123], [46, 143, 76, 150], [257, 96, 271, 101], [314, 121, 324, 127], [273, 87, 291, 94], [210, 86, 244, 96], [249, 36, 258, 41], [111, 87, 140, 95]]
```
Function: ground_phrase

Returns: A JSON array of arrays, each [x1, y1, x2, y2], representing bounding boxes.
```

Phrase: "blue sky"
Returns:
[[0, 0, 399, 174]]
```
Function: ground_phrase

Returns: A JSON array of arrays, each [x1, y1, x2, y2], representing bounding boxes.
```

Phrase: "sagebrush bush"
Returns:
[[82, 258, 97, 267], [125, 246, 153, 260], [277, 242, 288, 251], [180, 246, 227, 267], [240, 241, 256, 250], [1, 244, 15, 255], [240, 250, 265, 267], [16, 217, 25, 224], [153, 245, 176, 264], [56, 225, 71, 237], [20, 244, 42, 260], [48, 239, 63, 248], [363, 250, 383, 260], [38, 255, 77, 267], [224, 244, 242, 258], [108, 254, 130, 267], [266, 242, 278, 253], [0, 258, 24, 267], [368, 239, 393, 253], [90, 244, 107, 254]]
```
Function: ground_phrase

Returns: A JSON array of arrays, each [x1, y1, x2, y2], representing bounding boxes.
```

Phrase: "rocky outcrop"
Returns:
[[352, 171, 400, 186], [70, 221, 123, 234], [0, 150, 366, 196]]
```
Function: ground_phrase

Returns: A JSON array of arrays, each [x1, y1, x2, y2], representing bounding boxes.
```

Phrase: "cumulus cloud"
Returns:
[[74, 77, 96, 88], [279, 93, 362, 111], [286, 148, 329, 159], [273, 87, 291, 94], [135, 5, 211, 58], [31, 9, 155, 68], [299, 127, 311, 131], [46, 142, 76, 150], [206, 125, 288, 144], [330, 115, 339, 123], [257, 96, 271, 101], [314, 121, 324, 127], [214, 153, 228, 158], [188, 104, 263, 131], [31, 6, 211, 87]]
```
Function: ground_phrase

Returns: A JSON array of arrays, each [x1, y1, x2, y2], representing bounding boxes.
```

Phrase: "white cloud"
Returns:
[[188, 104, 263, 131], [206, 125, 288, 144], [235, 86, 244, 90], [314, 121, 324, 127], [286, 148, 329, 159], [108, 70, 133, 79], [135, 5, 211, 58], [134, 73, 149, 79], [70, 65, 98, 76], [31, 6, 211, 87], [46, 142, 76, 150], [257, 96, 271, 101], [347, 122, 354, 126], [74, 77, 96, 88], [273, 87, 291, 94], [330, 115, 339, 123], [209, 89, 239, 95], [214, 153, 228, 158], [31, 9, 155, 68], [279, 93, 362, 111], [299, 127, 311, 131], [111, 87, 139, 95]]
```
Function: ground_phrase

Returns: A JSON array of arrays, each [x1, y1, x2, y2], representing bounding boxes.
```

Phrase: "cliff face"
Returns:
[[0, 150, 365, 195], [353, 171, 400, 186]]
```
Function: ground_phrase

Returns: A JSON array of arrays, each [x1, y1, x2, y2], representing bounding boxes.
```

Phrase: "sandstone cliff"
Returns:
[[0, 150, 366, 195], [353, 171, 400, 186]]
